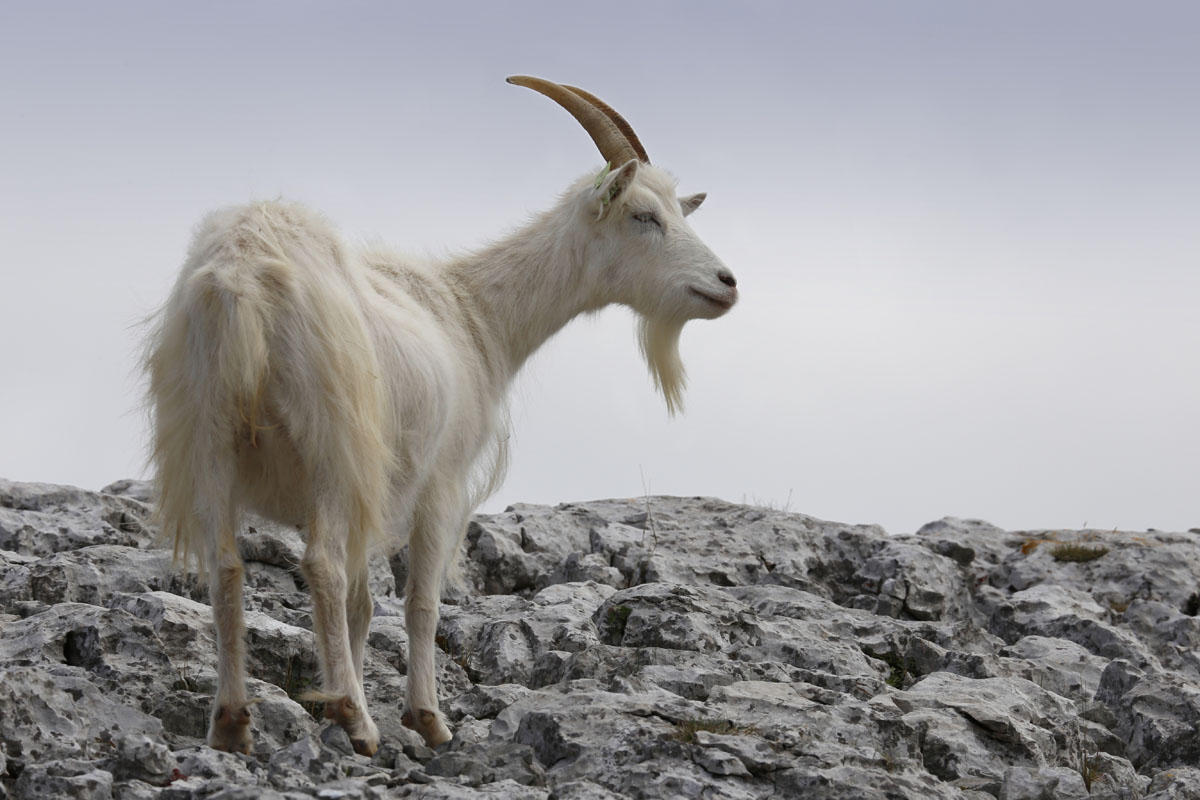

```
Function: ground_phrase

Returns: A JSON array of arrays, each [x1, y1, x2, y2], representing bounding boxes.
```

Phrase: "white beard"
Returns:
[[638, 315, 687, 415]]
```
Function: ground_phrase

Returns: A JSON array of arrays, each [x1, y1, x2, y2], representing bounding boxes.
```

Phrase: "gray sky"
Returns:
[[1, 1, 1197, 534]]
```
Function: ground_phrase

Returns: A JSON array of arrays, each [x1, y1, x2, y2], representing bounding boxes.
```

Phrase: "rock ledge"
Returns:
[[2, 479, 1198, 798]]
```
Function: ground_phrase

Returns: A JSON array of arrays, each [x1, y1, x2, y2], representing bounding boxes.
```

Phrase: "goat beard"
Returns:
[[638, 316, 687, 416]]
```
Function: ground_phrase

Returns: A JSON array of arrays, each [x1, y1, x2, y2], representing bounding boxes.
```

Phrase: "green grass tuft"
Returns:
[[1049, 543, 1109, 563], [606, 605, 633, 640], [866, 650, 911, 688], [1184, 592, 1200, 617], [671, 718, 755, 743]]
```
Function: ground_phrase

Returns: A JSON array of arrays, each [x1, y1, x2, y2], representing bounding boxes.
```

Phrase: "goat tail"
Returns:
[[147, 202, 396, 572], [144, 212, 280, 572]]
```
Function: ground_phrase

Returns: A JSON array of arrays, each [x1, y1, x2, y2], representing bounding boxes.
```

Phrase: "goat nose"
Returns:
[[718, 271, 737, 288]]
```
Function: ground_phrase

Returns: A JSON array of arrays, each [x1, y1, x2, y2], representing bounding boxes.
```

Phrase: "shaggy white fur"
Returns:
[[144, 80, 737, 754]]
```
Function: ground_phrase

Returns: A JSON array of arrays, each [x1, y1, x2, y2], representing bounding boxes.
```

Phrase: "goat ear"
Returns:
[[594, 158, 639, 219], [680, 192, 706, 216]]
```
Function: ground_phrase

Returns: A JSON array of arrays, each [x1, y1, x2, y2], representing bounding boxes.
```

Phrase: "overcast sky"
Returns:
[[1, 1, 1197, 534]]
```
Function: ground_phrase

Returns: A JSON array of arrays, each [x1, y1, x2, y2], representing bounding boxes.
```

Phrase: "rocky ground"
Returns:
[[1, 478, 1199, 799]]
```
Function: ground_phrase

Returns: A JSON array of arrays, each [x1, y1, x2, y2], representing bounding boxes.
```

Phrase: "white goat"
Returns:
[[144, 76, 737, 755]]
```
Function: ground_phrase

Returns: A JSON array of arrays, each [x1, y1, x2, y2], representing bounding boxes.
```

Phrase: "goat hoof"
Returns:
[[402, 707, 452, 748], [350, 737, 378, 757], [324, 695, 380, 756], [208, 704, 254, 754]]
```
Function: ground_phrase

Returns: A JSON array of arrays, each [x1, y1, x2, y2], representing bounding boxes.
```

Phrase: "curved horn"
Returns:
[[562, 84, 649, 163], [507, 75, 641, 168]]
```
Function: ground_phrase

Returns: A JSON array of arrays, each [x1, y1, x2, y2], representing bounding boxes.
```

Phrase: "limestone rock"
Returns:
[[1, 479, 1195, 798]]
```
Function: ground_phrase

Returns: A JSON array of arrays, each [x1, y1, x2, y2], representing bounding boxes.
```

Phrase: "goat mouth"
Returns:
[[690, 288, 735, 311]]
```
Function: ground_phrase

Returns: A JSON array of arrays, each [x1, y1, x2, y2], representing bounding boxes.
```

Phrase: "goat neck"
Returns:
[[451, 191, 603, 379]]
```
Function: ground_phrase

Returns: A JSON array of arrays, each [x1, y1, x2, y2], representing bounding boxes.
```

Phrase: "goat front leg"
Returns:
[[402, 497, 461, 747], [301, 511, 380, 756], [208, 524, 254, 754]]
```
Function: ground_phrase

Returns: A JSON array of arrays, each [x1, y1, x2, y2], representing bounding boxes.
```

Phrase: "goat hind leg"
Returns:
[[402, 497, 461, 747], [301, 510, 380, 756], [347, 553, 373, 688], [207, 518, 255, 754]]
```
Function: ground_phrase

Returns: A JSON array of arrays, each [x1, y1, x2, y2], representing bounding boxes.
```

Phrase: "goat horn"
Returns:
[[507, 76, 643, 168], [561, 85, 649, 163]]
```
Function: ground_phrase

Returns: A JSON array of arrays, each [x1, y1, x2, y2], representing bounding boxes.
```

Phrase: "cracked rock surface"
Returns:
[[2, 478, 1199, 798]]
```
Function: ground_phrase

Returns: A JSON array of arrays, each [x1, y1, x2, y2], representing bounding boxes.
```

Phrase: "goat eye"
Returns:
[[633, 211, 661, 227]]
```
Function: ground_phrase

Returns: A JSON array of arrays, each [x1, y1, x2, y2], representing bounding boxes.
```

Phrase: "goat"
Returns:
[[144, 75, 738, 755]]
